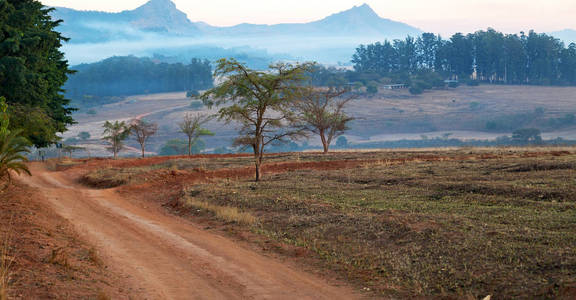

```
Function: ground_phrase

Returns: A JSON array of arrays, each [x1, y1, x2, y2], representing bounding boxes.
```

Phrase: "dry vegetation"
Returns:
[[78, 148, 576, 298], [165, 150, 575, 298]]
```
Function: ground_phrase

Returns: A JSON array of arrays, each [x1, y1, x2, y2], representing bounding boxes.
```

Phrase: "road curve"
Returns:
[[18, 164, 361, 300]]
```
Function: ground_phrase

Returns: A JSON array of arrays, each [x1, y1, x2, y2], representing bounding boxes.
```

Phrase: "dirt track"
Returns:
[[18, 164, 360, 300]]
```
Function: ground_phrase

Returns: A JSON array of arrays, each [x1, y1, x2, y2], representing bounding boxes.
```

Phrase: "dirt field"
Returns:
[[53, 147, 576, 298], [0, 182, 141, 299], [12, 164, 361, 299], [62, 85, 576, 157]]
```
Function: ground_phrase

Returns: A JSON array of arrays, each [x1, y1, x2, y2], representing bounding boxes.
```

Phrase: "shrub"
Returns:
[[409, 86, 424, 95], [466, 80, 480, 86]]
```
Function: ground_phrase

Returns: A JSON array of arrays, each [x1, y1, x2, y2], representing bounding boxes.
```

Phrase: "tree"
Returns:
[[178, 113, 213, 156], [0, 97, 31, 189], [201, 59, 312, 181], [295, 87, 355, 153], [78, 131, 91, 141], [102, 121, 130, 159], [512, 128, 542, 144], [335, 136, 349, 149], [0, 0, 75, 147], [130, 119, 158, 158]]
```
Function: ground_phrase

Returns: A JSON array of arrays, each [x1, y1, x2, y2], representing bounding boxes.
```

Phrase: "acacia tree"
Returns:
[[0, 97, 31, 189], [201, 59, 312, 181], [178, 113, 213, 156], [295, 87, 355, 154], [102, 120, 130, 159], [130, 119, 158, 158]]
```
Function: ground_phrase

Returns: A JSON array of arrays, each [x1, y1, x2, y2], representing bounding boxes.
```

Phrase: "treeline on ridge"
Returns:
[[351, 29, 576, 87], [66, 56, 213, 106]]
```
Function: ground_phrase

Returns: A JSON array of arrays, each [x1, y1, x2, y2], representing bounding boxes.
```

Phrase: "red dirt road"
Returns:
[[18, 164, 360, 300]]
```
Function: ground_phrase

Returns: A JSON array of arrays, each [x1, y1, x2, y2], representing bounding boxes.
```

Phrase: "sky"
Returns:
[[40, 0, 575, 35]]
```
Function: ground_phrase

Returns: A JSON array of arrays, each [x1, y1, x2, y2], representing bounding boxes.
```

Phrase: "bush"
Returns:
[[466, 80, 480, 86], [409, 86, 424, 95], [448, 81, 460, 88], [366, 82, 379, 94]]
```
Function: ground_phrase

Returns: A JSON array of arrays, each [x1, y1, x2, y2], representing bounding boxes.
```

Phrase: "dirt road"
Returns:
[[19, 164, 360, 300]]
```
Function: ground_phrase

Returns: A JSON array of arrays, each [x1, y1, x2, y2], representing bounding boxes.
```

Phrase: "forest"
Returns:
[[65, 56, 213, 105], [351, 29, 576, 87]]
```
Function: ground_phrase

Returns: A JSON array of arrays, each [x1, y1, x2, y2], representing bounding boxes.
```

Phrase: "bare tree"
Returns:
[[102, 120, 130, 159], [130, 119, 158, 158], [178, 113, 213, 156], [295, 87, 355, 153], [201, 59, 312, 181]]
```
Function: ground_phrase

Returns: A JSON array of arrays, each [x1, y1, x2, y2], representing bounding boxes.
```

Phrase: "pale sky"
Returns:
[[40, 0, 575, 35]]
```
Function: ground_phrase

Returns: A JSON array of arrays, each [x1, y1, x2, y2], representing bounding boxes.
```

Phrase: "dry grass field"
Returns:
[[78, 148, 576, 298]]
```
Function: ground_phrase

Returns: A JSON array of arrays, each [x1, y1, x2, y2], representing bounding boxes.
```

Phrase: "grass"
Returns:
[[172, 150, 576, 298], [181, 193, 258, 226], [0, 222, 13, 300]]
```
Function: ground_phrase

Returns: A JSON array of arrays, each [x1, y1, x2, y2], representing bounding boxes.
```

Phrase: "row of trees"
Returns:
[[100, 59, 357, 181], [101, 114, 214, 160], [66, 56, 214, 102], [352, 29, 576, 86]]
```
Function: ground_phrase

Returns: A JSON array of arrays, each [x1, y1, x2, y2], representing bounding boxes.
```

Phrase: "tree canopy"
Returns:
[[0, 0, 75, 147], [66, 56, 213, 101], [201, 58, 313, 181], [352, 29, 576, 86]]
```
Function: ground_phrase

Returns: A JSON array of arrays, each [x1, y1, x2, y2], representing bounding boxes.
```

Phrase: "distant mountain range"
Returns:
[[51, 0, 421, 43], [49, 0, 422, 65]]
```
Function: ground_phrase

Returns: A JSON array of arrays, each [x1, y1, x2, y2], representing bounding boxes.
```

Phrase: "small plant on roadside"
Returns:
[[0, 97, 31, 189], [0, 226, 14, 300]]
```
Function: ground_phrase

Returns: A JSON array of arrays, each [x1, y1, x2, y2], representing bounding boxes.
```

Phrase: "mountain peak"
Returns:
[[342, 3, 379, 18], [135, 0, 178, 12], [128, 0, 197, 34]]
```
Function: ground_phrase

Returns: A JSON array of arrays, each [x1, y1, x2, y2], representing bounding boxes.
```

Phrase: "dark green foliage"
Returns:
[[66, 56, 213, 101], [353, 29, 576, 87], [78, 131, 91, 141], [409, 86, 424, 95], [466, 80, 480, 86], [366, 82, 378, 94], [512, 128, 542, 144], [0, 97, 31, 187], [0, 0, 75, 147]]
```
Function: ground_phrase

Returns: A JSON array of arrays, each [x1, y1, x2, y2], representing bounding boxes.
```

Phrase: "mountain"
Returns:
[[50, 0, 422, 64], [51, 1, 421, 42], [551, 29, 576, 44], [206, 4, 421, 38], [51, 0, 201, 43]]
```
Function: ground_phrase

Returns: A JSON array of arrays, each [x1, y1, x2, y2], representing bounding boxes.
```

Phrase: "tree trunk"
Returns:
[[188, 136, 192, 157], [254, 160, 261, 182], [320, 130, 329, 154], [141, 145, 145, 158]]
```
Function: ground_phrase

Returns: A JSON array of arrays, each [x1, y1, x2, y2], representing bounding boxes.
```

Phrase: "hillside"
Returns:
[[59, 84, 576, 158]]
